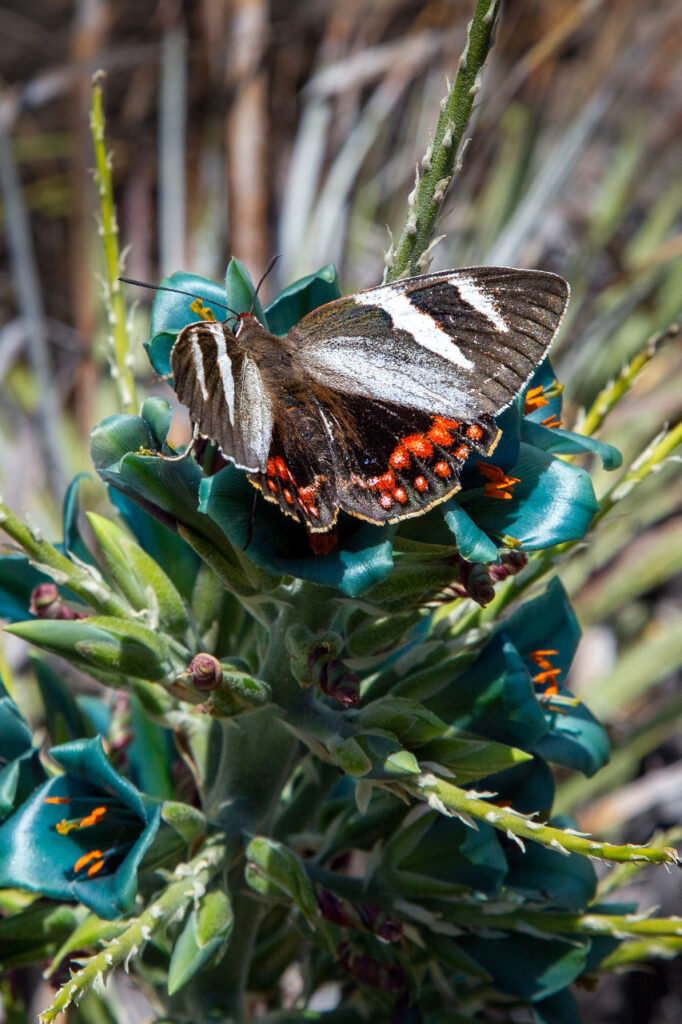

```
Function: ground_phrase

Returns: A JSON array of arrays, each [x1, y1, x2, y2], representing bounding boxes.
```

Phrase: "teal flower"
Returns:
[[429, 578, 610, 777], [0, 737, 160, 919], [0, 681, 45, 821]]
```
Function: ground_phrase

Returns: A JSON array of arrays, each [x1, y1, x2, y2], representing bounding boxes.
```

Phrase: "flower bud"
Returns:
[[30, 583, 85, 620], [489, 549, 528, 581], [453, 558, 495, 606], [187, 653, 223, 692], [308, 646, 360, 707]]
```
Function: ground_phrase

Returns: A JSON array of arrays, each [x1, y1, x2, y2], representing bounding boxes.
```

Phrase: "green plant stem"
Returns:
[[410, 774, 680, 866], [599, 937, 682, 970], [39, 841, 226, 1022], [596, 417, 682, 522], [0, 499, 131, 617], [90, 75, 137, 415], [385, 0, 501, 281]]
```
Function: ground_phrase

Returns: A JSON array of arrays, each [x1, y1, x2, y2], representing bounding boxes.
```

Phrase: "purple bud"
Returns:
[[317, 889, 353, 927], [187, 653, 223, 691], [29, 583, 85, 620], [456, 559, 494, 607], [308, 646, 360, 706]]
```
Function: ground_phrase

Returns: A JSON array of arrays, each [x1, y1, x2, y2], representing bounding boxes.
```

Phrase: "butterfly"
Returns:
[[169, 267, 569, 542]]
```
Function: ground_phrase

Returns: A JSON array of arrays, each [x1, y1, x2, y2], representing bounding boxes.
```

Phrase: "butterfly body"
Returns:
[[170, 267, 569, 535]]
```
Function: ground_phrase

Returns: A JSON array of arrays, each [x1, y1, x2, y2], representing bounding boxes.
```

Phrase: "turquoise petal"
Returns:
[[144, 330, 178, 380], [522, 358, 563, 423], [460, 932, 589, 1002], [0, 737, 160, 919], [199, 466, 394, 597], [532, 691, 610, 777], [149, 272, 228, 335], [225, 257, 267, 325], [501, 577, 581, 676], [521, 419, 622, 470], [441, 500, 499, 562], [429, 634, 549, 746], [531, 989, 583, 1024], [462, 443, 599, 548], [264, 264, 341, 336]]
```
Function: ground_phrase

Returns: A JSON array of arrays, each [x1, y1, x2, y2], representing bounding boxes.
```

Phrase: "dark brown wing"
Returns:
[[315, 395, 499, 524], [247, 398, 339, 533], [170, 321, 274, 471]]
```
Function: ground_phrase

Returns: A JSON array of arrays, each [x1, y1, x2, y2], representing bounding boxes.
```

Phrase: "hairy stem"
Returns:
[[385, 0, 501, 281], [411, 774, 680, 866], [90, 75, 137, 415], [40, 842, 226, 1022]]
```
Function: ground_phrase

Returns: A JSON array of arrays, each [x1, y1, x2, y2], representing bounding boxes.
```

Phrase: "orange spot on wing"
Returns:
[[394, 487, 407, 503], [283, 488, 294, 505], [267, 458, 276, 477], [434, 461, 452, 477], [466, 424, 484, 441], [414, 476, 428, 493], [274, 457, 290, 481], [454, 445, 470, 460], [379, 492, 393, 509], [402, 434, 434, 459], [427, 420, 454, 446], [267, 479, 278, 493], [390, 447, 410, 470]]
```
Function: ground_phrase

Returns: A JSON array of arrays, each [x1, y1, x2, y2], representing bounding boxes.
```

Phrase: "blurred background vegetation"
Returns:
[[1, 1, 682, 1020]]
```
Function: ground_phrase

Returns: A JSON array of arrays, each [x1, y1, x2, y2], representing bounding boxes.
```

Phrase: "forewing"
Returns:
[[170, 321, 273, 471], [288, 267, 569, 422]]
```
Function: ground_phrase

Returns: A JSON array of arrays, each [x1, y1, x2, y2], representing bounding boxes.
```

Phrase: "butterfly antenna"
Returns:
[[119, 277, 240, 321], [250, 255, 281, 314]]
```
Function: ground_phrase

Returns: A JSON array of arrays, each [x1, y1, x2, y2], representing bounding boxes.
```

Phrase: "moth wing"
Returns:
[[287, 267, 569, 422], [170, 321, 273, 471]]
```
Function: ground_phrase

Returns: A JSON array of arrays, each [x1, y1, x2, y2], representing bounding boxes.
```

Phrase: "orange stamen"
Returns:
[[87, 859, 106, 877], [74, 849, 104, 874], [44, 796, 71, 805], [477, 462, 521, 500], [524, 385, 549, 414], [540, 414, 562, 429]]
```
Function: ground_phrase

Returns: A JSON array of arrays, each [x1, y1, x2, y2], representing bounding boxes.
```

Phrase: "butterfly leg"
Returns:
[[153, 422, 199, 463]]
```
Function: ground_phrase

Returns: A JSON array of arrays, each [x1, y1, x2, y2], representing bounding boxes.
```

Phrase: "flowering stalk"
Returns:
[[90, 75, 137, 415], [39, 841, 226, 1022], [411, 774, 679, 866], [385, 0, 501, 280]]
